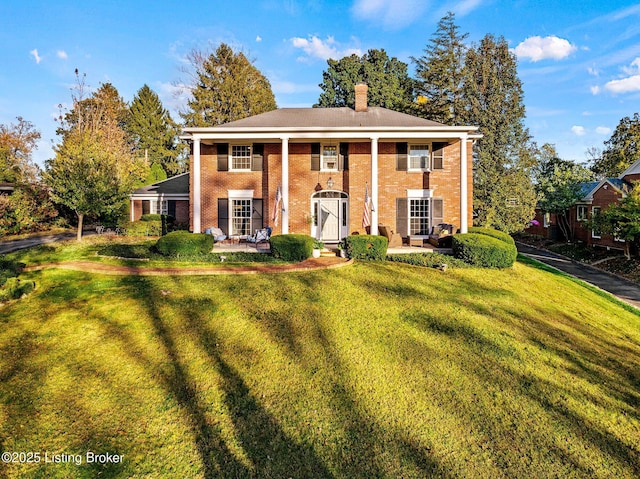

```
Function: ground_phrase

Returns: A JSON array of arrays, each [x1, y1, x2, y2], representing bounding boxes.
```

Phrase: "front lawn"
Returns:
[[0, 246, 639, 478]]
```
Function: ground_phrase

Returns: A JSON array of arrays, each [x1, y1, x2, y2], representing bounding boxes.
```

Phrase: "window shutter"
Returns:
[[311, 143, 321, 171], [431, 198, 444, 226], [432, 142, 445, 170], [396, 198, 408, 237], [218, 198, 229, 235], [396, 142, 408, 171], [339, 142, 349, 171], [251, 199, 263, 233], [217, 143, 229, 171], [251, 143, 264, 171]]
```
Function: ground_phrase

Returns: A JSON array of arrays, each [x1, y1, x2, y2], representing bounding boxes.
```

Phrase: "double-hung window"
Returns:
[[231, 145, 252, 171], [409, 144, 430, 171], [322, 145, 338, 171], [231, 199, 252, 236], [409, 198, 430, 235], [591, 206, 601, 239], [577, 205, 587, 222]]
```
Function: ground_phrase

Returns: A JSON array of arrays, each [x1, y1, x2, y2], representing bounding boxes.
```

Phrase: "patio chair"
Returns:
[[378, 225, 402, 247], [246, 227, 272, 249], [428, 223, 457, 248], [205, 227, 227, 242]]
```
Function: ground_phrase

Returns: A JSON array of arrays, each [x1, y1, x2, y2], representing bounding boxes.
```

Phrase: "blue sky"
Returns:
[[2, 0, 640, 167]]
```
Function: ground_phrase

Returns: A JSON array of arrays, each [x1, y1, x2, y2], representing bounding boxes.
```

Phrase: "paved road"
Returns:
[[517, 242, 640, 310], [0, 232, 91, 254]]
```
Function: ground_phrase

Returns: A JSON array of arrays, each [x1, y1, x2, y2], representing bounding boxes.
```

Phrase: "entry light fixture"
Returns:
[[327, 177, 334, 189]]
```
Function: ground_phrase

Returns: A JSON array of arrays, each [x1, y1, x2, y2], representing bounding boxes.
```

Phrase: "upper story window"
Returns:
[[577, 205, 587, 221], [231, 145, 252, 170], [322, 145, 338, 171], [409, 144, 430, 171]]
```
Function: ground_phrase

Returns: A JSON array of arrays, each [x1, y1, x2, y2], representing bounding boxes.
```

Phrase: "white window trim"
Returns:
[[230, 144, 252, 172], [577, 205, 588, 222], [229, 197, 253, 237], [408, 143, 431, 172], [406, 190, 437, 237], [321, 144, 338, 172], [543, 212, 551, 228]]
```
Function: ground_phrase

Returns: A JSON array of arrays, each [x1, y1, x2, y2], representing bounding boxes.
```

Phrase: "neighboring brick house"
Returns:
[[527, 160, 640, 249], [129, 173, 190, 225], [181, 84, 480, 244]]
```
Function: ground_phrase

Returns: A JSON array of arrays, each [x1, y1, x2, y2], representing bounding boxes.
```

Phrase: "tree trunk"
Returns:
[[76, 213, 84, 241]]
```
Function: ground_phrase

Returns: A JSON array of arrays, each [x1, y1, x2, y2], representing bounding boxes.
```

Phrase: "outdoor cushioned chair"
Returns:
[[428, 223, 457, 248], [246, 227, 272, 247], [378, 225, 403, 248], [205, 227, 227, 242]]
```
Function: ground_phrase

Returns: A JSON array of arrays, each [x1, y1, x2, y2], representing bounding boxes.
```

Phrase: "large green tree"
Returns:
[[45, 74, 147, 240], [127, 84, 186, 177], [0, 117, 41, 183], [412, 12, 468, 125], [316, 49, 414, 112], [463, 34, 536, 232], [181, 44, 277, 127], [591, 112, 640, 178]]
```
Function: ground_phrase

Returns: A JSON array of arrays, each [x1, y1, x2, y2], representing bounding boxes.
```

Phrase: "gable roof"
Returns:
[[579, 178, 629, 201], [619, 158, 640, 179], [131, 173, 189, 197]]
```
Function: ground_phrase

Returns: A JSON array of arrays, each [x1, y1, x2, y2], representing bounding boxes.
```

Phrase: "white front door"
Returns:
[[320, 199, 340, 242], [311, 191, 349, 242]]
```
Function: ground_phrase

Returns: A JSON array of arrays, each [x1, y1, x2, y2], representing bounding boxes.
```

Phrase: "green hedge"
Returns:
[[140, 214, 173, 222], [0, 277, 35, 302], [0, 258, 23, 287], [452, 233, 517, 268], [346, 235, 388, 260], [269, 234, 314, 262], [386, 252, 469, 269], [468, 227, 515, 245], [121, 220, 163, 237], [155, 231, 213, 257]]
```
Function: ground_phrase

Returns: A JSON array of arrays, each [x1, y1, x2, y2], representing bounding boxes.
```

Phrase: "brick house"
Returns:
[[129, 173, 190, 225], [527, 160, 640, 249], [181, 84, 480, 244]]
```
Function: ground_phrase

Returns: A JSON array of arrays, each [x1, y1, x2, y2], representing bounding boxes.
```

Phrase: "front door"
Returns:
[[311, 191, 349, 243]]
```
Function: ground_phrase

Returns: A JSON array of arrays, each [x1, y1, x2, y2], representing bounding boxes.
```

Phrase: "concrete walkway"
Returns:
[[517, 242, 640, 310]]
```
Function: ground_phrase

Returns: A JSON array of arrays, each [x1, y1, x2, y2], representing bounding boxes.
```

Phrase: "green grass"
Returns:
[[0, 244, 639, 478]]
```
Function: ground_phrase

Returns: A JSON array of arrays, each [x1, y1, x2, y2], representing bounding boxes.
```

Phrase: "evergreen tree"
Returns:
[[316, 49, 414, 112], [592, 113, 640, 178], [412, 12, 468, 125], [127, 84, 186, 177], [181, 44, 277, 127], [463, 34, 536, 232]]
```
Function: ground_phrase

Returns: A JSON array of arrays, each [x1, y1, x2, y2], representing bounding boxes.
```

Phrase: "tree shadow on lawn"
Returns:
[[211, 270, 452, 478]]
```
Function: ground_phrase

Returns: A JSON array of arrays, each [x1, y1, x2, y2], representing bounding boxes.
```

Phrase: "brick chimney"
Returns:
[[354, 82, 368, 112]]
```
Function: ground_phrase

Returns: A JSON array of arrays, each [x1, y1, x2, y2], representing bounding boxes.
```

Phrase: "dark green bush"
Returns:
[[386, 252, 469, 269], [0, 277, 36, 302], [0, 257, 23, 287], [452, 233, 517, 268], [121, 220, 163, 237], [156, 231, 213, 257], [140, 214, 174, 222], [468, 227, 515, 245], [346, 235, 388, 260], [269, 234, 314, 262]]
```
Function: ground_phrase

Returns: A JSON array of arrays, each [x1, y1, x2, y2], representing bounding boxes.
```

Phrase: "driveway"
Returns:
[[0, 231, 90, 254], [517, 242, 640, 310]]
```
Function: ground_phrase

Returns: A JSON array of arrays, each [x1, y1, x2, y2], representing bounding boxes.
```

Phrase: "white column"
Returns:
[[281, 136, 289, 234], [460, 135, 468, 234], [370, 136, 379, 235], [193, 137, 201, 233]]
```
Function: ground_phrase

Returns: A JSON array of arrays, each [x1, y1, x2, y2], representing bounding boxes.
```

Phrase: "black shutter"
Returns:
[[252, 143, 264, 171], [311, 143, 321, 171], [218, 199, 229, 236], [396, 142, 408, 171], [396, 198, 408, 237], [251, 199, 263, 233], [217, 143, 229, 171], [339, 142, 349, 171], [432, 142, 445, 170]]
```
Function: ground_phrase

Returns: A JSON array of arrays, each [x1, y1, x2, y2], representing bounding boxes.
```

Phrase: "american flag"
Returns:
[[362, 183, 370, 229], [272, 183, 282, 227]]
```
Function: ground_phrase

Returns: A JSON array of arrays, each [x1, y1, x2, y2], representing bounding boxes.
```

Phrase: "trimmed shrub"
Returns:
[[386, 252, 469, 269], [155, 231, 213, 257], [121, 220, 163, 237], [0, 277, 36, 302], [0, 258, 23, 287], [346, 235, 388, 260], [452, 233, 517, 268], [269, 234, 314, 262], [468, 227, 515, 245]]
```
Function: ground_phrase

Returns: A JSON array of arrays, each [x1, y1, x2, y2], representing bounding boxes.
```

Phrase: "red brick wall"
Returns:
[[193, 139, 473, 237], [131, 200, 143, 222], [174, 200, 189, 224], [585, 185, 625, 249]]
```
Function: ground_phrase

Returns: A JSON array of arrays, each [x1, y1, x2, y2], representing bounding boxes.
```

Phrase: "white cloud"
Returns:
[[290, 35, 361, 61], [604, 57, 640, 94], [587, 66, 600, 76], [514, 36, 577, 62], [590, 85, 601, 95], [452, 0, 484, 16], [256, 36, 262, 42], [57, 50, 68, 59], [571, 125, 586, 136], [596, 126, 611, 135], [30, 48, 42, 64], [351, 0, 428, 29]]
